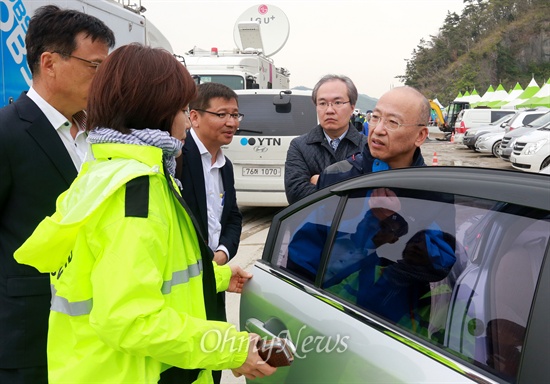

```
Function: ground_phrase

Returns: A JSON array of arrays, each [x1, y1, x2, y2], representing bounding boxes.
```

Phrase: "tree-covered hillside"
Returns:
[[399, 0, 550, 105]]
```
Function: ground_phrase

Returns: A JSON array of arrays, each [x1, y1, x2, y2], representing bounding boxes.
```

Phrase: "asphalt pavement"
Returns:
[[423, 134, 514, 169]]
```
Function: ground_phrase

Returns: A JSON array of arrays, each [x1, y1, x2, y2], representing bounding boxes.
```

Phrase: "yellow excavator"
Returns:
[[429, 100, 470, 140]]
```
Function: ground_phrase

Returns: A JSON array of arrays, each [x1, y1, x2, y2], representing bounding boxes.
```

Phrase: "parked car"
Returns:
[[222, 89, 317, 207], [240, 167, 550, 383], [475, 131, 506, 157], [453, 108, 516, 144], [499, 112, 550, 161], [510, 123, 550, 173], [503, 108, 549, 134], [462, 114, 514, 149]]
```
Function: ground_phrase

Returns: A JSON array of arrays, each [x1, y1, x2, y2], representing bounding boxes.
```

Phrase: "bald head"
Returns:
[[368, 86, 430, 169], [382, 86, 430, 126]]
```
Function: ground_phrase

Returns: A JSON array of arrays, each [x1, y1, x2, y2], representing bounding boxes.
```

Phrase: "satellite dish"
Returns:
[[237, 21, 264, 52], [233, 4, 290, 57]]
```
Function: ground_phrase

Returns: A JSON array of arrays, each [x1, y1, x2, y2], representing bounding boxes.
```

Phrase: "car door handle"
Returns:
[[245, 317, 280, 338], [246, 317, 297, 353]]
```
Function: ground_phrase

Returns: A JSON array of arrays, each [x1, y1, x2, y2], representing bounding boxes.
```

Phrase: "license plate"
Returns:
[[242, 167, 282, 176]]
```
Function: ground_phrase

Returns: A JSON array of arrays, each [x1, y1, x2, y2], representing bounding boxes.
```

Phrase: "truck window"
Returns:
[[236, 94, 317, 136], [193, 75, 245, 90]]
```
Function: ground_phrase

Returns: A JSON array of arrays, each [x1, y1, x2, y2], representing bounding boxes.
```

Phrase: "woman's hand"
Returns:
[[232, 333, 277, 379]]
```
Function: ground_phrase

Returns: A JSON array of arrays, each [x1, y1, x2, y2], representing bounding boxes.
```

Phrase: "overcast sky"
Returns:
[[141, 0, 465, 99]]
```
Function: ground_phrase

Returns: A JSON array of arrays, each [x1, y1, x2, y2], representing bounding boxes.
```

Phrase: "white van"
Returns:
[[454, 108, 516, 143], [223, 89, 317, 207]]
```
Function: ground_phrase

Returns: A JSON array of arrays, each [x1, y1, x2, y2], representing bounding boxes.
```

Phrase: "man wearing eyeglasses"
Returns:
[[284, 74, 368, 205], [318, 86, 430, 188], [176, 83, 243, 383], [0, 5, 114, 383]]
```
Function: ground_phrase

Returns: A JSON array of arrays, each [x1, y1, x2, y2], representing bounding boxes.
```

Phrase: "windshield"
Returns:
[[491, 114, 514, 125], [236, 94, 317, 136]]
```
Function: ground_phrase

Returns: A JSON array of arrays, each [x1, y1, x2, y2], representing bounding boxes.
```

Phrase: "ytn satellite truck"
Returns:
[[183, 46, 290, 90]]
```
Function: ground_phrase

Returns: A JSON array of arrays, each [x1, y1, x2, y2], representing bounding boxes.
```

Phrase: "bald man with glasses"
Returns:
[[284, 74, 368, 205], [318, 86, 430, 189]]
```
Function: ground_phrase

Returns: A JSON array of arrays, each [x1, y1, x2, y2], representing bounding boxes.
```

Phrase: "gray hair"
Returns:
[[312, 74, 358, 106]]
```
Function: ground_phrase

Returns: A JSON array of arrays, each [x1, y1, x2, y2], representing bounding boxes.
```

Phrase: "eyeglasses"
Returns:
[[51, 51, 101, 70], [183, 108, 190, 118], [369, 114, 425, 131], [316, 100, 351, 109], [194, 109, 244, 122]]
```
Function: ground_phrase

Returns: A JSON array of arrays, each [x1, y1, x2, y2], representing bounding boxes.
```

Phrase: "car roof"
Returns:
[[325, 167, 550, 210], [235, 89, 313, 96]]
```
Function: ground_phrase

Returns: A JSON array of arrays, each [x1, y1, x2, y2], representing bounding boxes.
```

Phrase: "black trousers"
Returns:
[[0, 366, 48, 384]]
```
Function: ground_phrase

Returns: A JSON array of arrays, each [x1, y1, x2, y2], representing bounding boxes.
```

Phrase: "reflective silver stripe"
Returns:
[[49, 260, 203, 316], [50, 285, 93, 316], [162, 260, 203, 294]]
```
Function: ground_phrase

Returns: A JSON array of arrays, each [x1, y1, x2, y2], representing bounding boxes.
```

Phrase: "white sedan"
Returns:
[[475, 131, 505, 157], [510, 125, 550, 173]]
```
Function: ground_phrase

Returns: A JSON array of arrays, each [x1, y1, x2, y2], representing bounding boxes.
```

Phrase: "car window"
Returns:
[[269, 187, 549, 383], [526, 111, 550, 127], [522, 113, 545, 126], [491, 110, 515, 121], [235, 94, 317, 136], [273, 195, 341, 281]]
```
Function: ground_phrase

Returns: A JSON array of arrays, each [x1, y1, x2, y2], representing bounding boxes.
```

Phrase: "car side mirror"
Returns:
[[274, 90, 292, 106]]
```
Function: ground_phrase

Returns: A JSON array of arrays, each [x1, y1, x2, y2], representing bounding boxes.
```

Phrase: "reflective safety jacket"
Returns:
[[15, 143, 249, 383]]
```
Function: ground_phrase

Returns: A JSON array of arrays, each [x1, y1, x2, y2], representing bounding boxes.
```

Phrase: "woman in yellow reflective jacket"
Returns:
[[15, 44, 276, 384]]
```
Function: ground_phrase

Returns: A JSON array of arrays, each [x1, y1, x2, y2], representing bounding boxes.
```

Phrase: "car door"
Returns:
[[240, 167, 550, 383]]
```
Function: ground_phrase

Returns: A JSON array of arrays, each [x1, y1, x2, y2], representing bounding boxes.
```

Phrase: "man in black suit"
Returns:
[[0, 6, 114, 383], [176, 83, 243, 384], [178, 82, 243, 267]]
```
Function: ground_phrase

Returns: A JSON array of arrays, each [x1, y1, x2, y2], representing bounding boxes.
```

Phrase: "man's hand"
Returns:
[[369, 187, 401, 221], [227, 265, 252, 293], [310, 174, 320, 185], [213, 250, 228, 265], [232, 333, 277, 380]]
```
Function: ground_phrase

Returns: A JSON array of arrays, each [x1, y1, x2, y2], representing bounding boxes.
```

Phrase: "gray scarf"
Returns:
[[87, 127, 182, 188]]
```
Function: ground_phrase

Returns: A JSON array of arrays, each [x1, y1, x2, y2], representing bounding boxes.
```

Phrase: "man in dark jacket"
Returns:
[[178, 83, 242, 267], [175, 83, 243, 384], [0, 6, 114, 383], [318, 86, 430, 188], [284, 74, 368, 205]]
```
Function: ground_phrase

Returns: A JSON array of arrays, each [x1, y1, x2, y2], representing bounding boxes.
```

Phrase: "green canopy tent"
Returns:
[[517, 78, 550, 108], [472, 85, 495, 107], [485, 84, 509, 108], [501, 78, 540, 109], [468, 88, 482, 105], [494, 82, 524, 108]]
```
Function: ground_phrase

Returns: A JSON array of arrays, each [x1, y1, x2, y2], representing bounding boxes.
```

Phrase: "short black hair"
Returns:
[[190, 82, 238, 111], [26, 5, 115, 75]]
